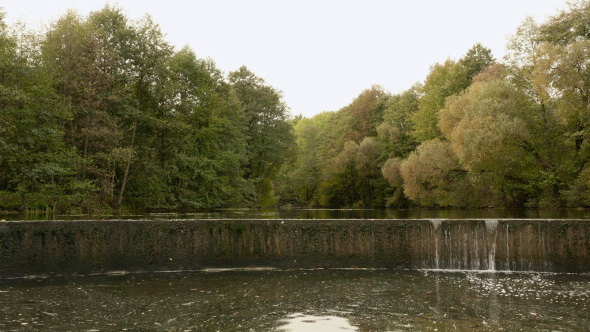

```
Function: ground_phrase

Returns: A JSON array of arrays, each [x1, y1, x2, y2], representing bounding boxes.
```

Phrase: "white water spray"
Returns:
[[485, 219, 498, 271], [430, 220, 442, 269]]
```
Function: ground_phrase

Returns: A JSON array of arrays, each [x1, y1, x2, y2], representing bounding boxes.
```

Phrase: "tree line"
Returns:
[[0, 6, 293, 213], [276, 1, 590, 209], [2, 2, 590, 214]]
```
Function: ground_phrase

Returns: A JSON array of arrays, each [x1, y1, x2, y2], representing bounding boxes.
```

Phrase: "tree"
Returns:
[[381, 157, 406, 207], [355, 137, 387, 207], [344, 85, 389, 142], [0, 12, 73, 212], [538, 0, 590, 45], [411, 59, 465, 142], [229, 66, 294, 208], [411, 44, 494, 142], [378, 86, 420, 158], [400, 139, 473, 207], [505, 9, 590, 206], [42, 8, 133, 210], [113, 15, 173, 211], [458, 43, 495, 81], [278, 116, 324, 205], [318, 140, 359, 207], [439, 79, 573, 206]]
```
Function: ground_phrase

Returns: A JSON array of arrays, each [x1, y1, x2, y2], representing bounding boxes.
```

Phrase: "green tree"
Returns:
[[113, 15, 173, 211], [378, 85, 420, 158], [229, 66, 294, 208], [439, 79, 572, 206], [400, 139, 474, 207], [538, 0, 590, 45], [0, 12, 73, 212], [278, 116, 325, 205], [355, 137, 387, 207], [505, 9, 590, 206], [411, 44, 494, 142], [42, 8, 132, 210], [381, 157, 407, 207], [344, 85, 389, 142]]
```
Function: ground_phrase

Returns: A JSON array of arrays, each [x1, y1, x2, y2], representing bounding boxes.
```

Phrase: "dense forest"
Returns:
[[1, 2, 590, 214], [0, 6, 293, 213]]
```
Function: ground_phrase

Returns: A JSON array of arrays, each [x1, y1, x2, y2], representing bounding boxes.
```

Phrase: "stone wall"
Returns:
[[0, 219, 589, 277]]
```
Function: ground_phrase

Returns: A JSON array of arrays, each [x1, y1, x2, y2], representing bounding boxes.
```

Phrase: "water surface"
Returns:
[[1, 269, 589, 331], [3, 208, 590, 221]]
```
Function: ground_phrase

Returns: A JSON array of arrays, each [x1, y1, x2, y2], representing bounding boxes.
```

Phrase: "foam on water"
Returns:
[[430, 219, 443, 231], [485, 219, 498, 232]]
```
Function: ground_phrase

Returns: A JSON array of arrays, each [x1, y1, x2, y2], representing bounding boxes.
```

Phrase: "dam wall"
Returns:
[[0, 219, 589, 277]]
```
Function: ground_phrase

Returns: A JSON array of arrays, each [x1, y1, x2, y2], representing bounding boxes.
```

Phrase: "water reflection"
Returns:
[[278, 313, 358, 331], [3, 208, 590, 221]]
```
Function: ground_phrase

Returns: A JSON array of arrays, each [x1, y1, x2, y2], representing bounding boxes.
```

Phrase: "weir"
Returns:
[[0, 219, 589, 277]]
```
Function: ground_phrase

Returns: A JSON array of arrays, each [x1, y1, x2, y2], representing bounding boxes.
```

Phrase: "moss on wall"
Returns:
[[0, 219, 589, 277]]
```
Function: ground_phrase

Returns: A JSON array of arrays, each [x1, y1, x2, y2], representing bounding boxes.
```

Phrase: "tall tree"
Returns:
[[229, 66, 294, 208], [439, 78, 572, 206], [114, 15, 173, 211], [378, 86, 420, 159], [345, 85, 389, 143], [42, 8, 129, 209], [1, 12, 72, 212], [411, 44, 494, 142], [538, 0, 590, 45]]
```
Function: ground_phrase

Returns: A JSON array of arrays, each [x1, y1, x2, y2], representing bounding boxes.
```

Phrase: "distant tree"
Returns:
[[458, 43, 495, 82], [318, 140, 359, 207], [278, 116, 326, 205]]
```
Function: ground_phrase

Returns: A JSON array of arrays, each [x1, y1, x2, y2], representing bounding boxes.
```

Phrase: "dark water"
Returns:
[[1, 269, 589, 331], [3, 208, 590, 221]]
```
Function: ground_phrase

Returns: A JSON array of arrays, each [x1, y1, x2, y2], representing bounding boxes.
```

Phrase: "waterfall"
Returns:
[[486, 220, 498, 271], [424, 219, 502, 271], [505, 224, 510, 271], [430, 219, 442, 231], [430, 220, 441, 269]]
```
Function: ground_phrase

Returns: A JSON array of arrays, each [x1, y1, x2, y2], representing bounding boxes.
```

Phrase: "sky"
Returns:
[[1, 0, 571, 118]]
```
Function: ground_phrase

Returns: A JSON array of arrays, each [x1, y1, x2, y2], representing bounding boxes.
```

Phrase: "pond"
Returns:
[[1, 269, 589, 331]]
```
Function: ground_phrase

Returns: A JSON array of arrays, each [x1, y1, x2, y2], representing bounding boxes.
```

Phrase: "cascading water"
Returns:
[[1, 218, 586, 276], [485, 219, 498, 271], [426, 219, 502, 271], [430, 220, 442, 270]]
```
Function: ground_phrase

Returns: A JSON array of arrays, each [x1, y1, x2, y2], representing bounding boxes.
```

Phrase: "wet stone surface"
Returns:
[[0, 269, 589, 331]]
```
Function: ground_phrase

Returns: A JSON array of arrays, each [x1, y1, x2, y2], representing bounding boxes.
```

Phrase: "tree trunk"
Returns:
[[117, 120, 136, 213], [20, 192, 26, 216], [117, 76, 143, 214], [82, 133, 89, 179], [257, 164, 266, 210]]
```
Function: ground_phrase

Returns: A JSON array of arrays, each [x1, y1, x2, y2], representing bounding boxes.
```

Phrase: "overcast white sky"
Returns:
[[1, 0, 570, 118]]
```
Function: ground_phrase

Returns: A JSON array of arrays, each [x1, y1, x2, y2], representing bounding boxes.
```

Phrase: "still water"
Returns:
[[3, 208, 590, 221], [1, 269, 589, 331]]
